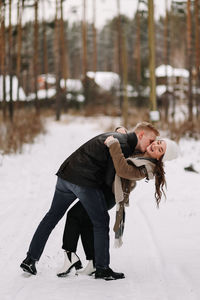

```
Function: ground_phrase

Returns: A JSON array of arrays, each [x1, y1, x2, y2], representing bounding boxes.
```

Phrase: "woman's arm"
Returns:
[[104, 136, 146, 181]]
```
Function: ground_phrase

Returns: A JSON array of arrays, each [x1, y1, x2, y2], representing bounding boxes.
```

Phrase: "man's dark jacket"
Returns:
[[56, 131, 138, 189]]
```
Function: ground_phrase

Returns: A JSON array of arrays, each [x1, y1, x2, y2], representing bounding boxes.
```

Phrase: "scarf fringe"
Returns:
[[114, 237, 123, 248]]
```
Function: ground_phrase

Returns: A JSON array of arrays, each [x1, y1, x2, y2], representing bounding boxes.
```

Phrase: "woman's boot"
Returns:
[[57, 251, 82, 277], [76, 260, 96, 276]]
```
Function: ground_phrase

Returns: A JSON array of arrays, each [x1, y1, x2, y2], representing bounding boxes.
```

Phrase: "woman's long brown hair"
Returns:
[[154, 158, 166, 207]]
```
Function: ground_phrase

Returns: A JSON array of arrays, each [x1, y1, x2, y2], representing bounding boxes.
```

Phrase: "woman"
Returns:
[[57, 135, 179, 277]]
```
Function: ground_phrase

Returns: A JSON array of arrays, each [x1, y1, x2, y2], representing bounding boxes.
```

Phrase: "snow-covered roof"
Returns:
[[155, 64, 189, 78], [39, 72, 121, 92], [39, 74, 82, 92], [27, 88, 56, 101], [0, 75, 26, 101], [39, 74, 56, 84], [87, 71, 120, 91], [60, 79, 82, 92]]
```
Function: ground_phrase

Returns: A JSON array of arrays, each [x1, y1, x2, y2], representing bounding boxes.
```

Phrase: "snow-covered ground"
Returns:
[[0, 115, 200, 300]]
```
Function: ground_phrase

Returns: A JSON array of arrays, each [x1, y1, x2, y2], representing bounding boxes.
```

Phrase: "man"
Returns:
[[20, 122, 159, 280]]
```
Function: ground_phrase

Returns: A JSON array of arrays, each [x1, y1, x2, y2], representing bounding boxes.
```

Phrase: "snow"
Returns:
[[0, 115, 200, 300], [156, 84, 174, 97], [61, 78, 82, 92], [40, 74, 56, 85], [27, 71, 120, 101], [155, 65, 189, 78], [0, 75, 26, 101], [87, 71, 120, 91], [27, 79, 83, 101], [27, 88, 56, 101]]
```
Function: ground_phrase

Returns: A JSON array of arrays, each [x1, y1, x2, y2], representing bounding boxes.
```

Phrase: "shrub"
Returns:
[[0, 109, 45, 155]]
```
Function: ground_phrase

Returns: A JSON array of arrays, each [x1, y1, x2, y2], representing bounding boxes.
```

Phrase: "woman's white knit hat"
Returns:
[[162, 138, 179, 162]]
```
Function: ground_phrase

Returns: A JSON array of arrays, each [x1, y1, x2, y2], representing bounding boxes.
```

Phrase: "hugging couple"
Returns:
[[20, 121, 179, 280]]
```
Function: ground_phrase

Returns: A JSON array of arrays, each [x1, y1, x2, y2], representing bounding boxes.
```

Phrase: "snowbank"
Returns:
[[0, 75, 26, 101], [155, 64, 189, 78]]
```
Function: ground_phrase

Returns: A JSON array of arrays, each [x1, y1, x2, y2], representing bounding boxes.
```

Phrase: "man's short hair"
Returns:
[[134, 121, 160, 136]]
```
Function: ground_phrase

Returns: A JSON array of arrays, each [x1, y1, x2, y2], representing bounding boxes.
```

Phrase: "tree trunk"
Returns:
[[135, 9, 142, 101], [42, 0, 49, 101], [122, 32, 128, 128], [92, 0, 97, 73], [116, 0, 123, 109], [0, 1, 7, 120], [34, 0, 39, 113], [9, 0, 13, 121], [186, 0, 193, 122], [113, 32, 119, 74], [136, 11, 141, 86], [148, 0, 157, 112], [60, 0, 67, 110], [195, 0, 200, 119], [16, 0, 23, 103], [54, 0, 62, 120], [82, 0, 89, 105], [164, 0, 170, 121]]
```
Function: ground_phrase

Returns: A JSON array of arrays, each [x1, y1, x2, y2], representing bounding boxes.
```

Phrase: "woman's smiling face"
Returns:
[[146, 140, 167, 160]]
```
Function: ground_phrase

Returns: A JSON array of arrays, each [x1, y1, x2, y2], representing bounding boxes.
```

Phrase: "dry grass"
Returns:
[[102, 106, 200, 141], [159, 119, 200, 142], [83, 104, 121, 117], [0, 105, 198, 156], [0, 109, 46, 155]]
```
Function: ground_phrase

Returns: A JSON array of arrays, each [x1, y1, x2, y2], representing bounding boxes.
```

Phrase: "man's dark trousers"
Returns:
[[27, 177, 110, 268]]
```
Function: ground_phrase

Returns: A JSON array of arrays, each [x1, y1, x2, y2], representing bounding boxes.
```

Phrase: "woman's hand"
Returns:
[[104, 135, 115, 145]]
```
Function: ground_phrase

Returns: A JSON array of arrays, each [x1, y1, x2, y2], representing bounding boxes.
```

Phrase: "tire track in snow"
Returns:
[[136, 201, 199, 300]]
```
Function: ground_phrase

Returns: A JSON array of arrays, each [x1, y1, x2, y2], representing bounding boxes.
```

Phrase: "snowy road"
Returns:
[[0, 116, 200, 300]]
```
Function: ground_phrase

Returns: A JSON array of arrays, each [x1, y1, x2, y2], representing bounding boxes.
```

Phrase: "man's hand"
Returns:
[[104, 135, 115, 145], [116, 126, 127, 134]]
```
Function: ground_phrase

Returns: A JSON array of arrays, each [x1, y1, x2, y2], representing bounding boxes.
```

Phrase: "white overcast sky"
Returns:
[[9, 0, 176, 27], [61, 0, 169, 27], [44, 0, 172, 28]]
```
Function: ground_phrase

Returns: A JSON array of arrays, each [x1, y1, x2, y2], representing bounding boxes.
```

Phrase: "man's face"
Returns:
[[146, 140, 167, 160], [138, 131, 157, 152]]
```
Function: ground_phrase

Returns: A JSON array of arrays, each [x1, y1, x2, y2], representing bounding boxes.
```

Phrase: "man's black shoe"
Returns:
[[20, 256, 37, 275], [95, 267, 125, 280]]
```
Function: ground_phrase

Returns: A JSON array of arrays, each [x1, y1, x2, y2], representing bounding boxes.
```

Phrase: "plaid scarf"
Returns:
[[114, 206, 126, 248]]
